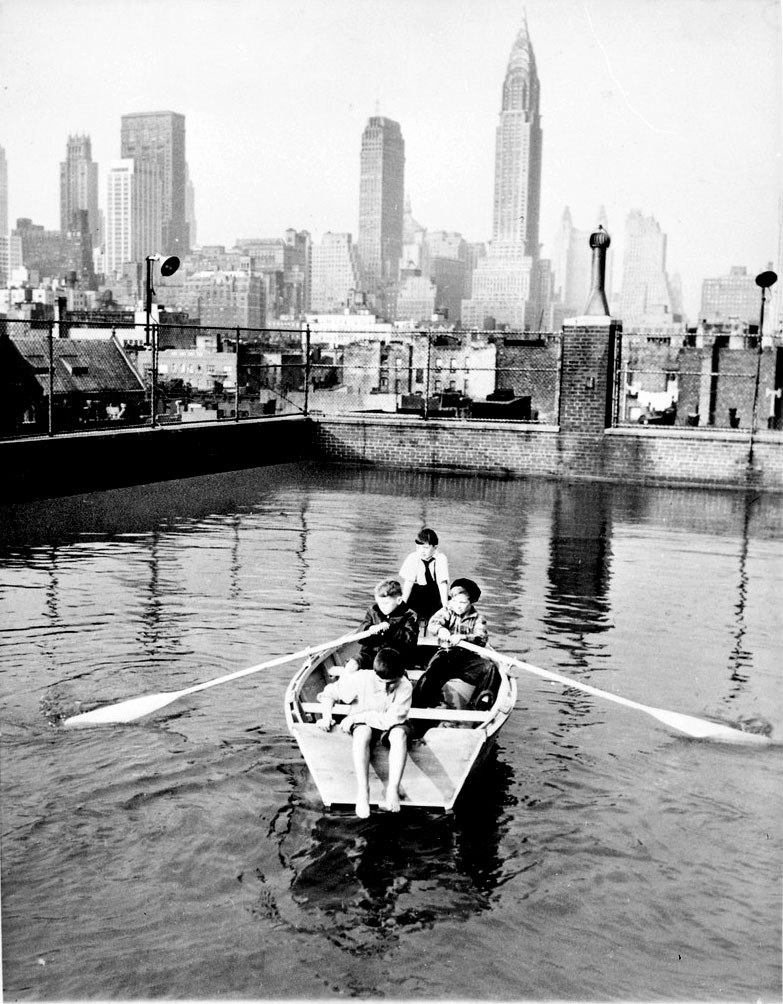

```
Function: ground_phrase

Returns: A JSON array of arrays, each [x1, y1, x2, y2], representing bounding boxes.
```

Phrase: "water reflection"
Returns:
[[544, 482, 613, 665], [727, 493, 755, 696], [260, 753, 516, 956]]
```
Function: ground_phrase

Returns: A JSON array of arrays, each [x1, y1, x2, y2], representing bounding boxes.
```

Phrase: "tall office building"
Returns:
[[0, 144, 8, 239], [462, 15, 543, 329], [0, 145, 8, 286], [60, 135, 100, 247], [105, 160, 134, 279], [121, 111, 190, 258], [551, 206, 614, 316], [700, 266, 761, 326], [619, 210, 678, 330], [184, 271, 264, 328], [310, 232, 363, 313], [357, 116, 405, 319]]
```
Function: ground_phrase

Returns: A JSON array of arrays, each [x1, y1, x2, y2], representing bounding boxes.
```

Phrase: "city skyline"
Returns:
[[1, 0, 780, 320]]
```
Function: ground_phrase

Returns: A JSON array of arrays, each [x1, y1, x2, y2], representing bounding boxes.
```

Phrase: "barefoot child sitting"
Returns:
[[317, 647, 412, 818]]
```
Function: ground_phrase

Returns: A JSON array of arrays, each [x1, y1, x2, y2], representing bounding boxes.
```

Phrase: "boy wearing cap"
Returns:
[[413, 578, 497, 711], [317, 647, 412, 818], [399, 527, 450, 630]]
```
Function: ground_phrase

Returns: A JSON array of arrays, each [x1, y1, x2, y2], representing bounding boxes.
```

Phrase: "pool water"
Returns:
[[1, 462, 781, 1001]]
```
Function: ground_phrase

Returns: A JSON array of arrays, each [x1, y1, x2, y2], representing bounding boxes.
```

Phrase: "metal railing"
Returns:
[[2, 317, 780, 440], [0, 319, 562, 439], [615, 333, 782, 431]]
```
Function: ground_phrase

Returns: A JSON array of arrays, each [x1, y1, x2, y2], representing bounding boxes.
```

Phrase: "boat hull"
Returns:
[[284, 638, 516, 812]]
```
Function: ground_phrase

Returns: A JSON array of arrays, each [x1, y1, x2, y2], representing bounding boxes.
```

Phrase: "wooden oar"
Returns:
[[62, 628, 377, 729], [458, 641, 771, 745]]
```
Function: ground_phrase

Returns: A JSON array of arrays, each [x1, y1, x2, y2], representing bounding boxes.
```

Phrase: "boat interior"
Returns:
[[293, 639, 504, 730]]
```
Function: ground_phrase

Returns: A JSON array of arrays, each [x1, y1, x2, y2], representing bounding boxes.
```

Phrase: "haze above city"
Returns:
[[2, 0, 780, 320]]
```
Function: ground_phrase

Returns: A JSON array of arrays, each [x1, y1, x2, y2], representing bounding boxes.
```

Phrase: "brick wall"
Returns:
[[312, 414, 783, 491], [559, 319, 620, 431]]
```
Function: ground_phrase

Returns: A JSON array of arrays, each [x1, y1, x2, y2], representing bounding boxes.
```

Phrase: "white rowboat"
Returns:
[[284, 636, 516, 812]]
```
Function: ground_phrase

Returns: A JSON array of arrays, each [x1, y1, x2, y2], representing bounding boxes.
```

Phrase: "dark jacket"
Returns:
[[356, 600, 418, 668]]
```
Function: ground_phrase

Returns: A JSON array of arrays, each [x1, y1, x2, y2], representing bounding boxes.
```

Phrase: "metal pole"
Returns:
[[235, 327, 240, 422], [145, 256, 156, 427], [303, 324, 311, 417], [749, 271, 778, 467], [47, 319, 54, 436], [747, 288, 767, 466], [150, 323, 158, 428]]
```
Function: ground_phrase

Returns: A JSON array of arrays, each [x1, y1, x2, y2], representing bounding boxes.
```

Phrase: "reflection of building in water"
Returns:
[[257, 753, 514, 963], [544, 482, 613, 659], [726, 494, 754, 698]]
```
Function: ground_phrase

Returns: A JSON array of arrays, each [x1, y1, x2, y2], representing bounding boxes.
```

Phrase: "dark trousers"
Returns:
[[412, 648, 497, 708]]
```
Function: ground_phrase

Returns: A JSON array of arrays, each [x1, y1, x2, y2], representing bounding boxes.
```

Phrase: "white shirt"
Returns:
[[319, 670, 413, 731], [399, 550, 449, 588]]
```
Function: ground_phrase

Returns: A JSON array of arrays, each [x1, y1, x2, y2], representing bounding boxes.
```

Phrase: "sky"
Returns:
[[1, 0, 781, 320]]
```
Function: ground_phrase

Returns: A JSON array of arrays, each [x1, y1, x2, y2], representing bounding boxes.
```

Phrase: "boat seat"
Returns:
[[298, 701, 492, 723], [329, 667, 424, 681]]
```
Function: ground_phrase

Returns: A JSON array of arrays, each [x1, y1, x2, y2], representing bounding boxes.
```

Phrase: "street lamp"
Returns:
[[748, 269, 777, 466], [145, 253, 180, 427]]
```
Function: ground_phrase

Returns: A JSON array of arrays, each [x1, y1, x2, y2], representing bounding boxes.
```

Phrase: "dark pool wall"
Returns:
[[2, 417, 315, 502], [4, 414, 783, 502]]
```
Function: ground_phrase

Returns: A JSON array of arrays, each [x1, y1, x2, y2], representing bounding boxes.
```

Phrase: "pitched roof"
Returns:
[[11, 335, 146, 396]]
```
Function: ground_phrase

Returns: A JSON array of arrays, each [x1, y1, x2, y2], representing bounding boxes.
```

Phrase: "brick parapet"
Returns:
[[313, 415, 783, 491]]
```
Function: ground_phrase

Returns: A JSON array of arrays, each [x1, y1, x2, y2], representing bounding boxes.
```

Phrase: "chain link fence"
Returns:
[[5, 317, 778, 440], [0, 319, 562, 438], [616, 333, 782, 431]]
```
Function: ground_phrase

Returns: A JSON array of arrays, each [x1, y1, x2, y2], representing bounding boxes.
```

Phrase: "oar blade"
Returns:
[[650, 707, 771, 744], [62, 691, 183, 728]]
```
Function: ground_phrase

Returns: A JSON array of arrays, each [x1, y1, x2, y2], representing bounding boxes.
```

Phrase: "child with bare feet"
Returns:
[[317, 647, 412, 817]]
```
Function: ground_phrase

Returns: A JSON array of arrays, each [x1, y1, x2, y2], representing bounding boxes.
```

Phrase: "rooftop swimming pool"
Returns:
[[1, 462, 780, 1001]]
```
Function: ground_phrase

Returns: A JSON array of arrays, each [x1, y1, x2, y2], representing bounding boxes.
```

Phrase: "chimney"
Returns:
[[583, 225, 611, 316]]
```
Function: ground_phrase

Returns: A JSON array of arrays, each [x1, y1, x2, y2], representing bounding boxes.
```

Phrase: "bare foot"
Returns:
[[381, 789, 401, 813], [355, 797, 370, 819]]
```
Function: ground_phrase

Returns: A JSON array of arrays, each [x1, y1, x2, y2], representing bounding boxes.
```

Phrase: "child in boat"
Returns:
[[341, 578, 418, 675], [317, 646, 413, 818], [412, 578, 498, 711], [399, 527, 450, 631]]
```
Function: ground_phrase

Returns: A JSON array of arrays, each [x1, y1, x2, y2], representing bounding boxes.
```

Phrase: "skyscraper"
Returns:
[[462, 15, 543, 329], [310, 232, 363, 313], [60, 135, 100, 247], [0, 145, 8, 286], [619, 210, 678, 330], [0, 144, 8, 239], [105, 160, 134, 279], [121, 111, 190, 258], [700, 266, 761, 326], [551, 206, 614, 316], [357, 116, 405, 319]]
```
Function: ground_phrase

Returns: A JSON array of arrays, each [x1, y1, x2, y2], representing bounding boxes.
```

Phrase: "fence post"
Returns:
[[235, 327, 240, 422], [150, 322, 158, 428], [304, 324, 311, 417], [47, 319, 54, 437], [424, 329, 432, 420]]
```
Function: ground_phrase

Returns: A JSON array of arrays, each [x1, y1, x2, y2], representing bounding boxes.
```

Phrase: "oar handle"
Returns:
[[180, 628, 378, 697]]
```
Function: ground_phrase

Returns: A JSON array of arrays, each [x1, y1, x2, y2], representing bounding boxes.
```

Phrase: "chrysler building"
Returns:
[[463, 16, 543, 329]]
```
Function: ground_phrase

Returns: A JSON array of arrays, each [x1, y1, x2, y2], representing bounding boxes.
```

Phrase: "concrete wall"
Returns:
[[312, 414, 783, 491], [4, 416, 314, 502]]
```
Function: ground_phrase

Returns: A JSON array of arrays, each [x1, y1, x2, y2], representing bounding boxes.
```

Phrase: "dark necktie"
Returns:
[[423, 558, 435, 587]]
